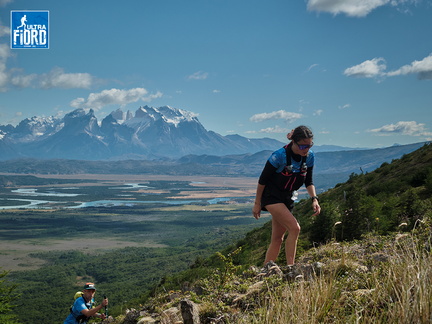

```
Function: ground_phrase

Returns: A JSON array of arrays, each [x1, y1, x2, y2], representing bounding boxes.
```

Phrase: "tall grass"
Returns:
[[240, 230, 432, 324]]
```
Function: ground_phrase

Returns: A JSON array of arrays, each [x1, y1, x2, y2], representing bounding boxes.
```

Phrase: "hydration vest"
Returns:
[[272, 145, 308, 192]]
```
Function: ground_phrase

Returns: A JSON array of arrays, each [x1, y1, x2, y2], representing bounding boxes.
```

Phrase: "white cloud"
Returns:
[[9, 67, 93, 89], [0, 71, 8, 91], [307, 0, 390, 17], [10, 73, 37, 88], [0, 42, 96, 91], [0, 19, 10, 37], [344, 58, 386, 78], [246, 125, 289, 134], [0, 44, 11, 90], [338, 104, 351, 109], [313, 109, 323, 116], [307, 0, 421, 17], [0, 20, 95, 91], [345, 54, 432, 80], [70, 88, 163, 110], [187, 71, 208, 80], [306, 64, 319, 72], [39, 67, 93, 89], [306, 0, 417, 17], [386, 54, 432, 80], [0, 0, 13, 8], [250, 110, 303, 123], [367, 121, 432, 136], [0, 43, 10, 61]]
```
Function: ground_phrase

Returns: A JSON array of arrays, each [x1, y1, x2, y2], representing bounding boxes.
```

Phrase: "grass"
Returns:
[[138, 222, 432, 324], [243, 229, 432, 323]]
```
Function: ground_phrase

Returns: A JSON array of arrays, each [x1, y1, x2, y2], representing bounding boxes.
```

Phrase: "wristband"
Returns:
[[311, 196, 319, 202]]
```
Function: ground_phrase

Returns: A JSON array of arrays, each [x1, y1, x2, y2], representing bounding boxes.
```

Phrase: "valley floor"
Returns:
[[0, 174, 266, 271]]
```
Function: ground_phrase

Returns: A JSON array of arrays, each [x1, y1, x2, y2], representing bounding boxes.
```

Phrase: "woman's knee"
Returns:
[[270, 236, 284, 246], [290, 223, 301, 237]]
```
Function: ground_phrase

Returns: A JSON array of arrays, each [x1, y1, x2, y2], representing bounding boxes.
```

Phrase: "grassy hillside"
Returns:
[[130, 143, 432, 323], [137, 227, 431, 324], [3, 143, 432, 323]]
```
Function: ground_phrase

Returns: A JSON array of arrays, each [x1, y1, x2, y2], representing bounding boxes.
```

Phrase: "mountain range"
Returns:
[[0, 106, 285, 160], [1, 105, 429, 191]]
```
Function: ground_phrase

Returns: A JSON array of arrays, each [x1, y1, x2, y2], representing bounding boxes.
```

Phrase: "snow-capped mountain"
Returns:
[[6, 115, 63, 143], [0, 106, 283, 160]]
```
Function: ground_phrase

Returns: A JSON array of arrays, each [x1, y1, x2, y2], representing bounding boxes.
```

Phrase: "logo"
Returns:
[[11, 10, 49, 49]]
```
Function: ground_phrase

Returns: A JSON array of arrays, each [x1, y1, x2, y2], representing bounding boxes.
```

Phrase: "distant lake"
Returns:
[[0, 183, 236, 210], [11, 188, 81, 197], [68, 197, 231, 209], [0, 197, 233, 210]]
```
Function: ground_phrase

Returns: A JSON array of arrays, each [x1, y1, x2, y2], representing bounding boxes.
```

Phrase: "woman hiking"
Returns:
[[252, 125, 321, 266]]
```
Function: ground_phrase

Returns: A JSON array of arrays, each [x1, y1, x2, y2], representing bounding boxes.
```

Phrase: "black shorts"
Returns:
[[261, 184, 294, 212]]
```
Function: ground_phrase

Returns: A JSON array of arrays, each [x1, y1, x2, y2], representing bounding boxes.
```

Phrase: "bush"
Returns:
[[0, 270, 20, 324]]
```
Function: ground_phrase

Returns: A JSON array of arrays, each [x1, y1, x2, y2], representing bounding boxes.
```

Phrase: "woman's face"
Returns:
[[292, 138, 313, 156]]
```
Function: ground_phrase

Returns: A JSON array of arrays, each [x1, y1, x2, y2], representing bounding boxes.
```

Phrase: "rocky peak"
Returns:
[[0, 106, 284, 160]]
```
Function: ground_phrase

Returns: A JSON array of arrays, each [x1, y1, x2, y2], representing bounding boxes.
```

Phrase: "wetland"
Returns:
[[0, 174, 266, 271]]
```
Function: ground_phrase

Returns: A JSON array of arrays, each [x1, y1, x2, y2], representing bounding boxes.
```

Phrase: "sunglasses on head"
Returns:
[[296, 142, 314, 150]]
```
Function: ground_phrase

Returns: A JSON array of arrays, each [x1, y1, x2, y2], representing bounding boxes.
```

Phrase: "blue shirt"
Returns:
[[258, 145, 315, 189], [268, 146, 315, 173], [64, 297, 93, 324]]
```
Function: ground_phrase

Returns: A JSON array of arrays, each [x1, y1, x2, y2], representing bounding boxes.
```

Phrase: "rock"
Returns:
[[160, 307, 182, 324], [281, 262, 324, 281], [122, 309, 141, 324], [180, 299, 200, 324], [371, 252, 389, 263], [232, 281, 265, 310], [137, 316, 158, 324]]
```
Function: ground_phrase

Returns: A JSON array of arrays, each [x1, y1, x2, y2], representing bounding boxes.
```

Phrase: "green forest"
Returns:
[[1, 143, 432, 323], [0, 179, 266, 323]]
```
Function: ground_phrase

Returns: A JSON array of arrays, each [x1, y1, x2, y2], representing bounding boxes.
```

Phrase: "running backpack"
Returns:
[[272, 145, 308, 192]]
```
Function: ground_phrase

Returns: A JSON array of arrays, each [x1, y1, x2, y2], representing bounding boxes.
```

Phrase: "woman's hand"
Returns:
[[253, 184, 265, 220], [252, 202, 261, 219], [312, 199, 321, 216]]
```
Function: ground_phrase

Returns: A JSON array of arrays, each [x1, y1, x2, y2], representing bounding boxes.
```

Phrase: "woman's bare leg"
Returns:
[[264, 215, 286, 264], [265, 203, 301, 265]]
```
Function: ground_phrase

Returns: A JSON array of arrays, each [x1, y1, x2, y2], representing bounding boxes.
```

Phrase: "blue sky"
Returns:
[[0, 0, 431, 148]]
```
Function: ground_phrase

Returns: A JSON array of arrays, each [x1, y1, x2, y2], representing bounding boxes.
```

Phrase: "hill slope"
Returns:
[[131, 143, 432, 323], [6, 143, 432, 323]]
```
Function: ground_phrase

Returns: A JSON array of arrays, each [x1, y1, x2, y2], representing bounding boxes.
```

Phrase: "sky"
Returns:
[[0, 0, 431, 149]]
